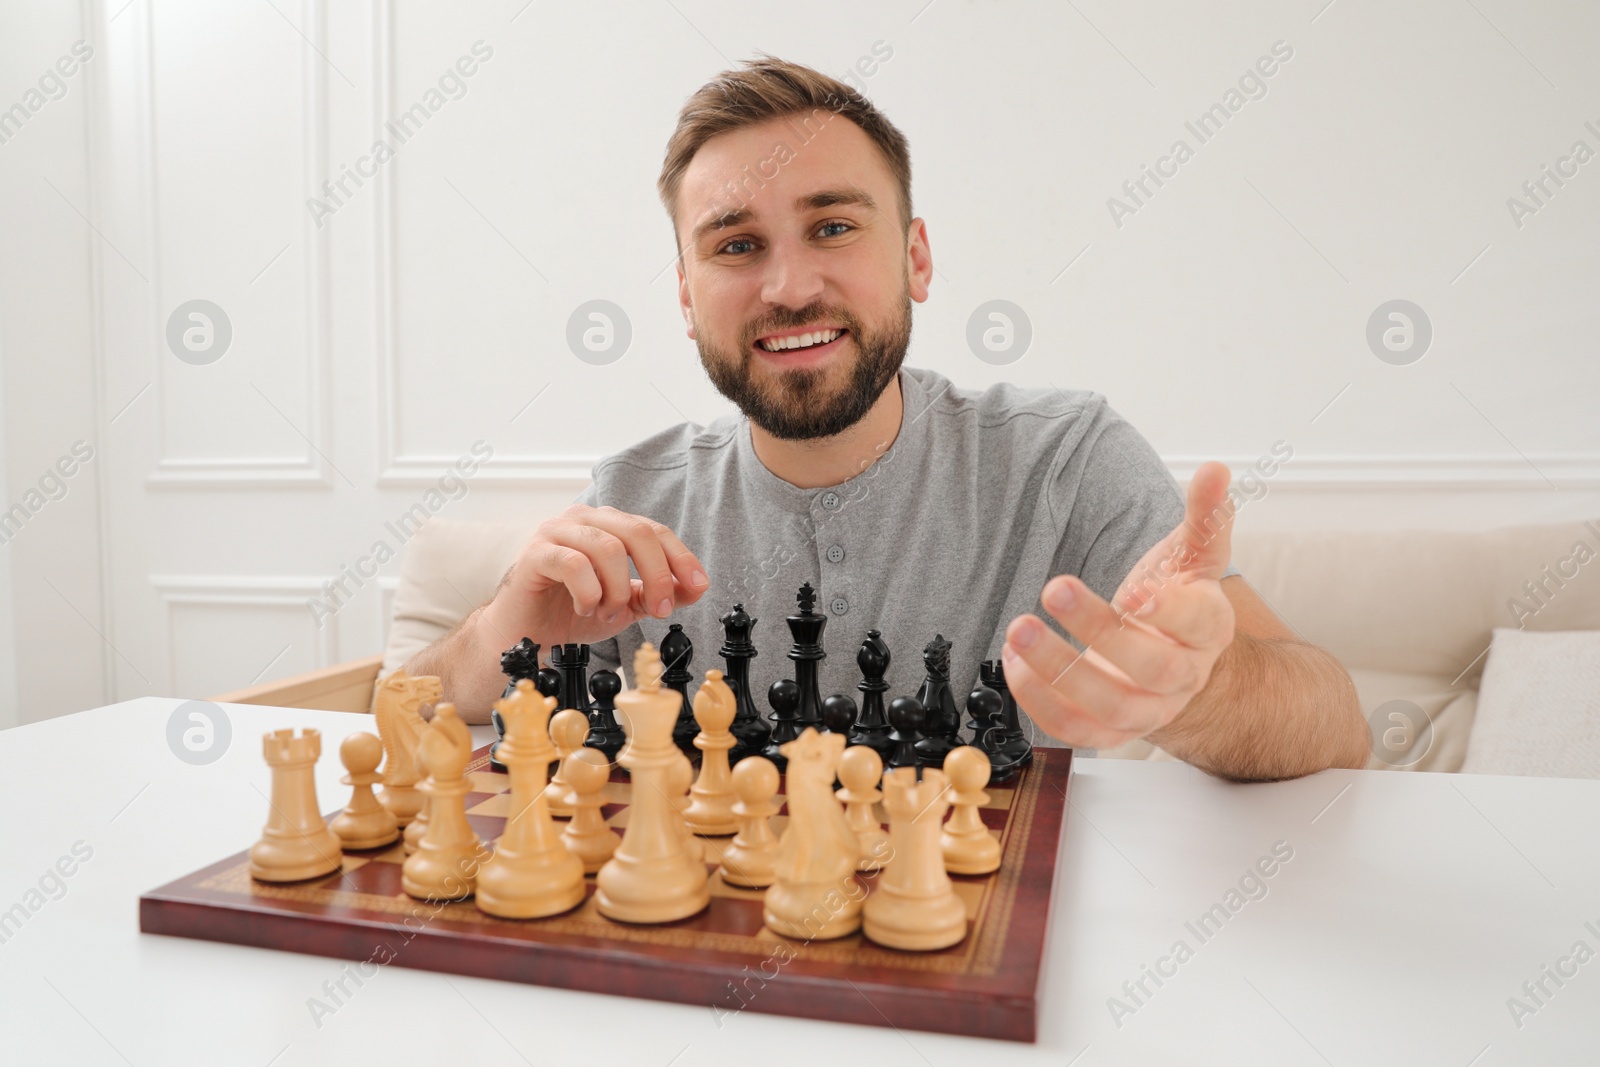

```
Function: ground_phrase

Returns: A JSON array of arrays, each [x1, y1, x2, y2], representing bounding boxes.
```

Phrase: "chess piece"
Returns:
[[584, 669, 627, 769], [821, 693, 858, 737], [665, 745, 705, 864], [595, 644, 711, 923], [966, 686, 1015, 785], [886, 696, 925, 771], [764, 728, 861, 940], [941, 747, 1001, 875], [543, 708, 588, 818], [761, 678, 802, 772], [551, 642, 593, 718], [491, 638, 542, 771], [402, 789, 429, 855], [719, 756, 781, 888], [561, 748, 619, 873], [373, 669, 441, 826], [982, 658, 1034, 775], [913, 635, 963, 766], [661, 623, 699, 762], [402, 703, 487, 901], [786, 583, 827, 734], [250, 729, 344, 882], [685, 670, 739, 835], [535, 665, 564, 705], [720, 603, 771, 763], [476, 681, 585, 919], [836, 744, 889, 872], [848, 630, 894, 763], [330, 732, 400, 850], [862, 766, 968, 951]]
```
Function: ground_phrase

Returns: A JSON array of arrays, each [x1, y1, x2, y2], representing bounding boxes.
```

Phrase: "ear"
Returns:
[[906, 217, 933, 304]]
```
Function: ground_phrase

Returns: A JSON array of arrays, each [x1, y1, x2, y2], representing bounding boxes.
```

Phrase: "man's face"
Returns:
[[675, 115, 931, 440]]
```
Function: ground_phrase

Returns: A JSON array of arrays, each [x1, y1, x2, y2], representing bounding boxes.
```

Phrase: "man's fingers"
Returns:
[[526, 541, 604, 617], [998, 643, 1148, 750], [644, 520, 711, 606], [1002, 613, 1148, 734], [1177, 461, 1235, 580], [544, 523, 636, 620], [1033, 575, 1204, 694], [581, 508, 681, 619]]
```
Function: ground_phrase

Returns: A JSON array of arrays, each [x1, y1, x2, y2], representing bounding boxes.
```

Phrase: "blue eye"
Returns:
[[719, 239, 755, 256], [819, 221, 852, 238]]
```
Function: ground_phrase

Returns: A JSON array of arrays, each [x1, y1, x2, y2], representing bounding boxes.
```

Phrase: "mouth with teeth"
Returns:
[[753, 326, 850, 366]]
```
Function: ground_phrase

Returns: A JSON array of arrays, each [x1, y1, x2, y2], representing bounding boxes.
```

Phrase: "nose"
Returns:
[[758, 235, 826, 312]]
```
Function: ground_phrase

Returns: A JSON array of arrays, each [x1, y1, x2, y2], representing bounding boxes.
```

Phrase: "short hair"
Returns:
[[657, 53, 913, 251]]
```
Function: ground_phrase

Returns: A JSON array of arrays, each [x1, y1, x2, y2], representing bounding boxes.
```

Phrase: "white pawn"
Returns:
[[941, 746, 1001, 875], [543, 708, 588, 819], [836, 745, 889, 872], [561, 748, 619, 873], [331, 732, 400, 850], [719, 756, 780, 888]]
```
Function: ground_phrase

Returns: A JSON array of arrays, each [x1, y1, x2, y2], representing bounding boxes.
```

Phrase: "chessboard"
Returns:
[[141, 741, 1072, 1043]]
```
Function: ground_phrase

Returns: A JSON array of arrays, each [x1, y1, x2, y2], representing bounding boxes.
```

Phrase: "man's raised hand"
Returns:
[[1000, 461, 1238, 749]]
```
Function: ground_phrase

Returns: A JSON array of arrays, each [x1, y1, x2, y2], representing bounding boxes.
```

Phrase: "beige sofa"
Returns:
[[218, 517, 1600, 775]]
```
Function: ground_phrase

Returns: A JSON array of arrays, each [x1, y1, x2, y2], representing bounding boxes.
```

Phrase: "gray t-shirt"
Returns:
[[575, 366, 1221, 749]]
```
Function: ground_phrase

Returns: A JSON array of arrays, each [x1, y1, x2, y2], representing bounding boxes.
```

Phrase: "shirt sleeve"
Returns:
[[1047, 400, 1240, 606]]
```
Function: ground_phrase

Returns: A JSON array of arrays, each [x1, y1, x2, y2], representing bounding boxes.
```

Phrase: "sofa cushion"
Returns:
[[381, 517, 531, 679], [1461, 628, 1600, 779], [1230, 520, 1600, 682]]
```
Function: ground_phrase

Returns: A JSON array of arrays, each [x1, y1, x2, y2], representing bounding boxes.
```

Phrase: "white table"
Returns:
[[1, 698, 1596, 1066]]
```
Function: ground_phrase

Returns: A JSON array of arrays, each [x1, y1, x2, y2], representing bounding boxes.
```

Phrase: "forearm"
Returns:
[[1148, 632, 1368, 782], [402, 605, 510, 725]]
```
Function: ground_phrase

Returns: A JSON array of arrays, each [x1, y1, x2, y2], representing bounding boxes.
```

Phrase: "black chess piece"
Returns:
[[492, 639, 542, 771], [534, 666, 563, 774], [720, 603, 771, 764], [786, 583, 827, 733], [912, 634, 962, 767], [761, 678, 802, 771], [821, 694, 858, 737], [981, 658, 1034, 773], [583, 669, 627, 770], [848, 629, 894, 763], [550, 643, 593, 717], [660, 623, 698, 763], [886, 695, 925, 772], [534, 666, 563, 705], [967, 684, 1018, 785]]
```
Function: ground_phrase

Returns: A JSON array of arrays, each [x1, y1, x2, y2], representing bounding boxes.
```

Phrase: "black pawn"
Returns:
[[660, 623, 698, 763], [848, 630, 894, 763], [786, 583, 827, 733], [762, 678, 802, 771], [583, 669, 627, 769], [534, 666, 563, 705], [912, 634, 962, 767], [534, 666, 563, 774], [720, 603, 771, 764], [821, 694, 858, 737], [966, 686, 1016, 785], [886, 695, 925, 772], [981, 658, 1034, 773], [492, 638, 542, 772]]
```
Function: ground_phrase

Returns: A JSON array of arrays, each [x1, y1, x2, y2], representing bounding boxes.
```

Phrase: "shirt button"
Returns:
[[826, 544, 845, 564], [830, 597, 849, 616], [820, 492, 841, 511]]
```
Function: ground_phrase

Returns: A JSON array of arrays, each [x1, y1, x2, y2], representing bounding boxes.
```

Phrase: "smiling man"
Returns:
[[409, 55, 1367, 782]]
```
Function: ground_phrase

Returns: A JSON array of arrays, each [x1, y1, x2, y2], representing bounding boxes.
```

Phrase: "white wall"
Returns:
[[1, 0, 1596, 721]]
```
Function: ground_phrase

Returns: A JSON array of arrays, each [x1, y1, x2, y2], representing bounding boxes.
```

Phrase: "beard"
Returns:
[[695, 282, 912, 441]]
